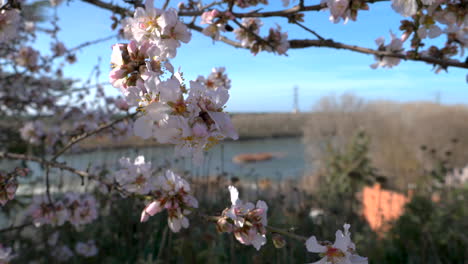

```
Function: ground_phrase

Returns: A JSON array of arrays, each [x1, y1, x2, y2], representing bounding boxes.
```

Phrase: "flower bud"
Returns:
[[216, 217, 233, 233], [272, 233, 286, 249]]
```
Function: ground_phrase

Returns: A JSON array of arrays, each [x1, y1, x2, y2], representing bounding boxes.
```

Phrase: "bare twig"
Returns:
[[294, 21, 325, 41], [68, 34, 118, 53], [266, 225, 308, 242], [51, 112, 138, 161], [289, 39, 468, 69], [156, 226, 169, 262], [0, 152, 92, 179], [45, 165, 53, 204], [80, 0, 466, 70], [179, 0, 390, 18], [186, 23, 244, 48], [0, 222, 34, 234], [81, 0, 131, 16]]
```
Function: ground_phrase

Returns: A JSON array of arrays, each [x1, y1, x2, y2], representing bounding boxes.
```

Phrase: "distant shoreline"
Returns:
[[78, 113, 309, 153]]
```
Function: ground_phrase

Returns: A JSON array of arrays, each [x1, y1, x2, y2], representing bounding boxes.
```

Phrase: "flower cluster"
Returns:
[[0, 244, 15, 264], [196, 67, 232, 91], [233, 0, 268, 8], [111, 0, 238, 165], [201, 9, 235, 40], [75, 240, 99, 257], [234, 18, 289, 55], [233, 18, 289, 55], [115, 156, 156, 195], [0, 9, 20, 43], [27, 193, 98, 228], [20, 120, 46, 145], [322, 0, 370, 23], [234, 18, 263, 48], [305, 224, 368, 264], [121, 0, 191, 58], [0, 168, 27, 206], [140, 170, 198, 233], [370, 32, 404, 69], [217, 186, 268, 250]]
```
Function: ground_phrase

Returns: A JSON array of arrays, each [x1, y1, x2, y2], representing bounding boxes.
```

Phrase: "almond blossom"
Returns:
[[121, 1, 190, 58], [109, 41, 168, 91], [140, 170, 198, 233], [0, 9, 20, 43], [217, 186, 268, 251], [27, 193, 98, 228], [234, 18, 263, 48], [233, 0, 268, 8], [19, 120, 45, 145], [417, 15, 443, 39], [264, 26, 290, 55], [370, 32, 404, 69], [196, 67, 231, 90], [130, 72, 237, 165], [391, 0, 417, 17], [15, 46, 40, 72], [0, 171, 18, 206], [51, 245, 74, 262], [323, 0, 350, 23], [75, 240, 98, 257], [28, 196, 70, 227], [0, 244, 15, 264], [305, 224, 368, 264], [64, 193, 98, 228], [115, 156, 157, 195]]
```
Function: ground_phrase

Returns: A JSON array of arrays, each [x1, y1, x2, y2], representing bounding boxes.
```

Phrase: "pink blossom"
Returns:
[[140, 170, 198, 233], [0, 9, 20, 43], [305, 224, 368, 264], [218, 186, 268, 250]]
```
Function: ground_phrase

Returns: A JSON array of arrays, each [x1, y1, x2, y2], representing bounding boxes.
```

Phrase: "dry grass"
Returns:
[[303, 93, 468, 191]]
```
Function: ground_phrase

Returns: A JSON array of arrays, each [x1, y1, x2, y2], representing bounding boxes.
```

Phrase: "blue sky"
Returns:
[[35, 0, 467, 112]]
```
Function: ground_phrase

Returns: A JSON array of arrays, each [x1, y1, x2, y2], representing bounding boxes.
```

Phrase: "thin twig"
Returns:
[[294, 21, 325, 41], [162, 0, 170, 10], [289, 39, 468, 69], [156, 226, 169, 263], [51, 112, 138, 161], [68, 34, 118, 53], [266, 225, 308, 242], [0, 152, 91, 179], [0, 222, 34, 234], [45, 165, 53, 204]]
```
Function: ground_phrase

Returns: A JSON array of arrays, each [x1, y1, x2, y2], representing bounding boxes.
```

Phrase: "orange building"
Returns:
[[361, 184, 409, 233]]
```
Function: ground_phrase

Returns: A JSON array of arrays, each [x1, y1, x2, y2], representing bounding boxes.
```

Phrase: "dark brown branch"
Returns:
[[294, 21, 325, 41], [266, 225, 308, 242], [0, 222, 34, 234], [79, 0, 468, 70], [289, 39, 468, 69], [186, 23, 244, 48], [81, 0, 131, 16], [179, 0, 390, 18]]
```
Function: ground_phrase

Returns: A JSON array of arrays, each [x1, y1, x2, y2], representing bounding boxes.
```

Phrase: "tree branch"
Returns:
[[0, 152, 92, 179], [289, 39, 468, 69], [179, 0, 390, 18], [81, 0, 131, 16], [0, 222, 34, 234]]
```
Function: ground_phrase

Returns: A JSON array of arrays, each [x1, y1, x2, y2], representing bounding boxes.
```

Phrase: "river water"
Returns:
[[6, 137, 310, 195]]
